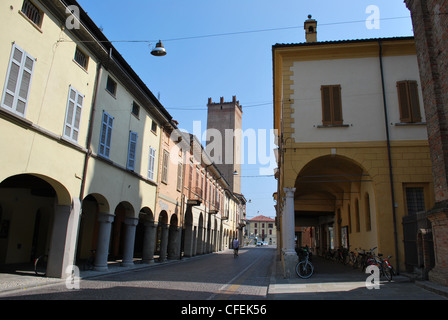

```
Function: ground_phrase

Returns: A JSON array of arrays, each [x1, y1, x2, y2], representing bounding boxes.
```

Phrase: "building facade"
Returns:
[[0, 0, 243, 279], [273, 19, 434, 276], [245, 215, 277, 246]]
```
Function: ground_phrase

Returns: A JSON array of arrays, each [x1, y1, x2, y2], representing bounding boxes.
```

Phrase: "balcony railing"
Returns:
[[209, 201, 220, 214], [187, 187, 203, 206]]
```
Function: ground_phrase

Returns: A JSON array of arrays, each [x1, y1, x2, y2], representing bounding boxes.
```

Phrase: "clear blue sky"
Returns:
[[76, 0, 413, 219]]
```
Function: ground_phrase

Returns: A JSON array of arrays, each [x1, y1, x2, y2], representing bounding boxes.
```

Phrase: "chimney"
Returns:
[[304, 15, 317, 43]]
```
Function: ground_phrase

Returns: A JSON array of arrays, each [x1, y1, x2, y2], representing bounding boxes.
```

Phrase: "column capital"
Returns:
[[283, 187, 296, 198], [97, 212, 114, 223], [124, 217, 139, 226]]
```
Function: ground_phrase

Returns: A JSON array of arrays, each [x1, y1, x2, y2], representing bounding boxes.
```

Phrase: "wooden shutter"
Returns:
[[177, 162, 183, 191], [64, 86, 84, 141], [397, 80, 421, 123], [148, 147, 156, 180], [321, 86, 332, 125], [99, 111, 113, 158], [162, 150, 169, 183], [127, 131, 138, 170], [321, 85, 343, 125], [408, 81, 421, 122], [2, 44, 35, 116]]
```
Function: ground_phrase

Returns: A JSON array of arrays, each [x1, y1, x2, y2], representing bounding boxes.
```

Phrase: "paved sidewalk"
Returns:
[[267, 256, 448, 300], [1, 252, 447, 300]]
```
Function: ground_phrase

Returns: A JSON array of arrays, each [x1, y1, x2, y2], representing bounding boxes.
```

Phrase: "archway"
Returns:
[[167, 214, 179, 259], [293, 155, 376, 257], [110, 201, 135, 261], [0, 174, 73, 277], [134, 207, 154, 259], [183, 207, 194, 257], [156, 211, 168, 261]]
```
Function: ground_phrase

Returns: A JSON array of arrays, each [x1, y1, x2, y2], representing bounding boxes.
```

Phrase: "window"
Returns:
[[21, 0, 43, 28], [365, 193, 372, 231], [321, 85, 343, 125], [177, 162, 183, 191], [74, 47, 89, 70], [99, 111, 113, 158], [405, 187, 425, 215], [131, 101, 140, 117], [161, 150, 169, 183], [151, 120, 157, 133], [397, 80, 421, 123], [64, 86, 84, 142], [148, 147, 156, 180], [106, 76, 117, 96], [1, 44, 35, 116], [127, 131, 138, 170]]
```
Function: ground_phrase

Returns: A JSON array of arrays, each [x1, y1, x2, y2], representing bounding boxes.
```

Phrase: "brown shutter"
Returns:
[[332, 85, 343, 124], [397, 81, 411, 123], [408, 81, 421, 122], [321, 86, 332, 125]]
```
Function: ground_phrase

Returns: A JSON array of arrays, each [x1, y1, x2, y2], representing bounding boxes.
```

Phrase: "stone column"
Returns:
[[142, 221, 157, 264], [167, 225, 180, 260], [121, 217, 138, 267], [94, 213, 114, 271], [159, 224, 169, 262], [46, 199, 81, 278], [282, 187, 297, 278]]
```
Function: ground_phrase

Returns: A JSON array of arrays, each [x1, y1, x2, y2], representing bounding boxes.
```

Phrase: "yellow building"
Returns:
[[0, 0, 174, 277], [0, 0, 245, 278], [273, 17, 434, 276]]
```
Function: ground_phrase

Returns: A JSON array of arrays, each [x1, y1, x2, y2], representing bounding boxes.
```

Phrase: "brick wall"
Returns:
[[405, 0, 448, 286]]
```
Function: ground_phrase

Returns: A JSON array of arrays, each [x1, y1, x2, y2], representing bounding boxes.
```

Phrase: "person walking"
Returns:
[[233, 238, 239, 257]]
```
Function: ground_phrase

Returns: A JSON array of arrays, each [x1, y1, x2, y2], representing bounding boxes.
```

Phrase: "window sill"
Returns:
[[19, 10, 43, 33], [394, 122, 426, 126], [316, 124, 350, 128]]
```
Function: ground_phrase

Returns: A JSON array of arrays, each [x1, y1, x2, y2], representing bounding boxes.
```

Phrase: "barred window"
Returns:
[[74, 47, 89, 70], [21, 0, 43, 27], [405, 187, 425, 215]]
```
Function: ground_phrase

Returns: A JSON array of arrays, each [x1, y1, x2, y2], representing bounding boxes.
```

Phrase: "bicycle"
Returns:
[[370, 253, 394, 281], [295, 247, 314, 279], [34, 254, 48, 276]]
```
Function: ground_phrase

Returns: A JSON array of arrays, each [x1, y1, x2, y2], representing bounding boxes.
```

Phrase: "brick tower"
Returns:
[[405, 0, 448, 286], [206, 96, 242, 194]]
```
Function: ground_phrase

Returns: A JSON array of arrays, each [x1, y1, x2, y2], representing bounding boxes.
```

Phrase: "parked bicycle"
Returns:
[[34, 254, 48, 276], [367, 251, 394, 281], [295, 247, 314, 279]]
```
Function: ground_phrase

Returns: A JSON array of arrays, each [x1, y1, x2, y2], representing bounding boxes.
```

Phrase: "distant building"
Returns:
[[245, 215, 276, 245]]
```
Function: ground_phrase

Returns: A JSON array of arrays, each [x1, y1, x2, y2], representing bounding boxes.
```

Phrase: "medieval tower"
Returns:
[[206, 96, 242, 194]]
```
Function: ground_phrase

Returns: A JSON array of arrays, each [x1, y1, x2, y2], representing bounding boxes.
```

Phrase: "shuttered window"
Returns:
[[1, 44, 35, 116], [127, 131, 138, 170], [397, 80, 421, 123], [321, 85, 343, 125], [177, 162, 183, 191], [161, 150, 169, 183], [64, 86, 84, 142], [148, 147, 156, 180], [99, 111, 113, 158]]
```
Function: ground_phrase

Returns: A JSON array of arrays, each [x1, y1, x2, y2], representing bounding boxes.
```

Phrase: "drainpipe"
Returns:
[[378, 40, 400, 274], [79, 63, 103, 201]]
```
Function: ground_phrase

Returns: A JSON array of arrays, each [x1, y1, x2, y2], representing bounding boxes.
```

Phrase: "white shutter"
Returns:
[[99, 111, 113, 158], [2, 44, 35, 116], [64, 86, 84, 141], [148, 147, 156, 180], [127, 131, 138, 170]]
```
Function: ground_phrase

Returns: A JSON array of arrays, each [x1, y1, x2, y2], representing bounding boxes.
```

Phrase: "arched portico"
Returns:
[[0, 174, 79, 278]]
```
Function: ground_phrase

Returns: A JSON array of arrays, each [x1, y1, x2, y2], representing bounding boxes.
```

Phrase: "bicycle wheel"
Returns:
[[382, 262, 393, 281], [34, 255, 47, 276], [296, 261, 314, 279]]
